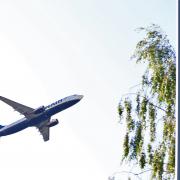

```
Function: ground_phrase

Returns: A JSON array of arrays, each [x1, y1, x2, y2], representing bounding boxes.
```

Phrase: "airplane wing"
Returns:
[[0, 96, 34, 117], [36, 119, 50, 142]]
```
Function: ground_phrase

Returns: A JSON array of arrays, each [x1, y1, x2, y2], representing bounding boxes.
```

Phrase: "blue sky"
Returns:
[[0, 1, 176, 180]]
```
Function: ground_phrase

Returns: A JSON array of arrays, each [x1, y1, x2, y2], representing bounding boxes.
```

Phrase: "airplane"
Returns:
[[0, 94, 83, 141]]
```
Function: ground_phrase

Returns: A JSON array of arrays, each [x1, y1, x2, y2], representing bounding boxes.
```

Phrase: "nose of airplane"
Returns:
[[78, 95, 84, 100]]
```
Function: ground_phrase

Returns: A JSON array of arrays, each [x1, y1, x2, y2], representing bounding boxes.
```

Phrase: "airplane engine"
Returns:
[[47, 119, 59, 127], [33, 106, 45, 114]]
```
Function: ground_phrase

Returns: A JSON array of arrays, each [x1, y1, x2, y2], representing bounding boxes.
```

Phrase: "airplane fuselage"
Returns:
[[0, 94, 83, 138]]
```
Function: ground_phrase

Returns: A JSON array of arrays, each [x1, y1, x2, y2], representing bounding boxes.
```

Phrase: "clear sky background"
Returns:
[[0, 1, 176, 180]]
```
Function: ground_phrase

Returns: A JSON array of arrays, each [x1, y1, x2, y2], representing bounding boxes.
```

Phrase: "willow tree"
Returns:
[[118, 24, 176, 180]]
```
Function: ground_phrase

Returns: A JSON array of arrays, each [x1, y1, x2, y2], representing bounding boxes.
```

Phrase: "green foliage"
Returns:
[[139, 151, 146, 169], [151, 143, 166, 180], [118, 24, 176, 180], [135, 93, 140, 115], [118, 102, 124, 121], [167, 137, 175, 173], [124, 98, 135, 131], [129, 121, 143, 160], [123, 133, 129, 158], [147, 144, 153, 165], [148, 103, 156, 142], [140, 96, 148, 127]]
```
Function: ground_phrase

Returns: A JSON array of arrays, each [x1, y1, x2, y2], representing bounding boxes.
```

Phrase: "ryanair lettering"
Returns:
[[46, 99, 63, 109]]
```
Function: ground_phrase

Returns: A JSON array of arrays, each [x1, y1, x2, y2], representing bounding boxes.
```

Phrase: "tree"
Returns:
[[118, 24, 176, 180]]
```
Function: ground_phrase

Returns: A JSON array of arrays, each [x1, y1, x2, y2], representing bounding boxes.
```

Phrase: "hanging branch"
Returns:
[[109, 169, 153, 180], [121, 93, 167, 113]]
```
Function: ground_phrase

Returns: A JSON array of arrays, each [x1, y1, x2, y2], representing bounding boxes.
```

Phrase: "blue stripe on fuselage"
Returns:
[[28, 114, 50, 127], [0, 118, 28, 136], [45, 99, 80, 117]]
